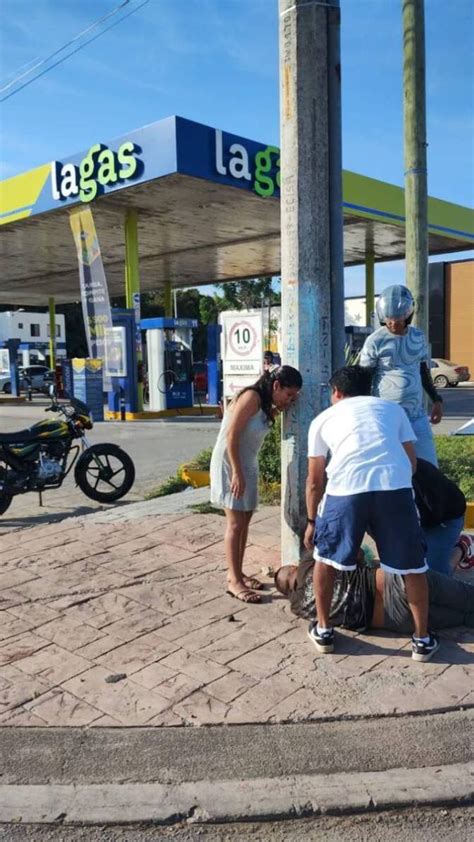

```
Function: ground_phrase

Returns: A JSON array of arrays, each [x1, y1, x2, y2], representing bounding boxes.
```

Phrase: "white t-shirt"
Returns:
[[307, 396, 416, 496]]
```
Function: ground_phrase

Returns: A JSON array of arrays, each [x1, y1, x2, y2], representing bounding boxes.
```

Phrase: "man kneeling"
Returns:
[[304, 365, 438, 662]]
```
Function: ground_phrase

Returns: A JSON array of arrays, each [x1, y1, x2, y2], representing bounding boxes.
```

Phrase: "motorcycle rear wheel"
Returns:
[[75, 444, 135, 503]]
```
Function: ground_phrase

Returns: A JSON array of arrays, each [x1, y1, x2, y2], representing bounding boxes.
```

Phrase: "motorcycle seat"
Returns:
[[0, 428, 41, 444]]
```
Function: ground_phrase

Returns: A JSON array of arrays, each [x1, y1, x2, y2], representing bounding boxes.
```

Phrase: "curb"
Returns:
[[1, 762, 472, 825]]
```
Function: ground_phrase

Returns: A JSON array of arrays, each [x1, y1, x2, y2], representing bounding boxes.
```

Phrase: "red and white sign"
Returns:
[[221, 312, 263, 402]]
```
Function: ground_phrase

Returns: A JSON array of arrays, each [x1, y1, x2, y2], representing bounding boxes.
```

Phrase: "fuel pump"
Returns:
[[140, 317, 197, 411]]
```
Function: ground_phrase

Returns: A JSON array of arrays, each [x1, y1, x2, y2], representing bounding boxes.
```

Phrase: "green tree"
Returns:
[[213, 277, 280, 311], [199, 295, 219, 325]]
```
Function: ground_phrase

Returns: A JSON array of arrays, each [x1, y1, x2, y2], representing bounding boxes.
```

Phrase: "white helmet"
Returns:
[[376, 284, 415, 324]]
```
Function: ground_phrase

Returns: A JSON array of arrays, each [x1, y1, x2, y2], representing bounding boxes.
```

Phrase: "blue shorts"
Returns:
[[314, 489, 428, 575]]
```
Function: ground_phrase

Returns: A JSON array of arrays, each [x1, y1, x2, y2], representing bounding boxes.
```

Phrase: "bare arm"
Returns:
[[226, 390, 261, 498], [402, 441, 417, 474], [304, 456, 327, 550], [420, 362, 443, 424]]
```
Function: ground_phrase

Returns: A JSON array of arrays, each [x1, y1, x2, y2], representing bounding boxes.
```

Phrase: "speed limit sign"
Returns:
[[222, 312, 264, 394], [228, 320, 258, 357]]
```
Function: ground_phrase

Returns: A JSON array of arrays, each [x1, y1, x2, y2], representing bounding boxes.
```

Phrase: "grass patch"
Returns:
[[435, 435, 474, 500], [144, 474, 187, 499], [188, 502, 225, 516], [145, 447, 212, 499]]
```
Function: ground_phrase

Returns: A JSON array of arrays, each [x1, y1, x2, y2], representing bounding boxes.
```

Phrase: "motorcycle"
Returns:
[[0, 388, 135, 515]]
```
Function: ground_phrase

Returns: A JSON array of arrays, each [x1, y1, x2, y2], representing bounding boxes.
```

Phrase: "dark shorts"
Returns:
[[314, 489, 428, 575]]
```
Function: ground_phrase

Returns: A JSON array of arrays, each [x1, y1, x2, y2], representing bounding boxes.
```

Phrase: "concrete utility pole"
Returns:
[[402, 0, 429, 336], [279, 0, 344, 563]]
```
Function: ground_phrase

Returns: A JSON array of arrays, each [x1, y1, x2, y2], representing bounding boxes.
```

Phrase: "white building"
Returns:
[[344, 295, 381, 328], [0, 310, 67, 366]]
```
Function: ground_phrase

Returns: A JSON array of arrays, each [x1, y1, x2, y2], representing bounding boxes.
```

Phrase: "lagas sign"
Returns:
[[51, 141, 140, 203], [215, 130, 280, 197]]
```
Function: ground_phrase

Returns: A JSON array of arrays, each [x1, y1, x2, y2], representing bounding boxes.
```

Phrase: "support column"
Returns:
[[279, 0, 338, 563], [365, 251, 375, 327], [48, 297, 56, 369], [124, 209, 143, 412], [164, 280, 173, 318], [327, 0, 345, 370], [403, 0, 428, 336]]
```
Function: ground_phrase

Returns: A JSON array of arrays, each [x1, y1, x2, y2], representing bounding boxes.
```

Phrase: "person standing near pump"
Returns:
[[359, 284, 443, 465], [263, 350, 275, 371], [210, 365, 302, 603]]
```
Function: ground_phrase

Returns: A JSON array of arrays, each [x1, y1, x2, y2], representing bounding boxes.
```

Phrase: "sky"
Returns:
[[0, 0, 473, 297]]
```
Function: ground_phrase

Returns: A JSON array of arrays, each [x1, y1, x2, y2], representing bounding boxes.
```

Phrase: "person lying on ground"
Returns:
[[304, 364, 437, 662], [274, 549, 474, 635]]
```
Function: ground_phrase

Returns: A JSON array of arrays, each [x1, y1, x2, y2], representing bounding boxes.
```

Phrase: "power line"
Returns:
[[0, 1, 131, 95], [1, 0, 150, 103]]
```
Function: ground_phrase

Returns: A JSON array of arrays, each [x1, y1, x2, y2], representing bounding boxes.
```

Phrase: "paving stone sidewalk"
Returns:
[[0, 495, 473, 728]]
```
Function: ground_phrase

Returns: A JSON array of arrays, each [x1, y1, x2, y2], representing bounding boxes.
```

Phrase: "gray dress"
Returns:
[[210, 406, 269, 511]]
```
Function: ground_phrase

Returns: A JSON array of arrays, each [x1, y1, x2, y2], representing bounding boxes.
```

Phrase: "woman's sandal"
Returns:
[[227, 576, 264, 591], [243, 576, 264, 591], [226, 588, 262, 604]]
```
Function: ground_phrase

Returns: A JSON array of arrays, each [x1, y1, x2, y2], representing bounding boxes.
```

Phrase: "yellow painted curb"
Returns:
[[180, 467, 211, 488], [465, 502, 474, 529], [105, 406, 220, 421]]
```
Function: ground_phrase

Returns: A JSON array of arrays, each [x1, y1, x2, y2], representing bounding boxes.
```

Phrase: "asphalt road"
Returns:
[[3, 713, 472, 785], [0, 397, 220, 527], [434, 383, 474, 435], [1, 805, 473, 841]]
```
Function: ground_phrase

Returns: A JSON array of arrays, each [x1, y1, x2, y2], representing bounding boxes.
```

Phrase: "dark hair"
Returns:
[[328, 365, 373, 397], [263, 350, 274, 361], [237, 365, 303, 422]]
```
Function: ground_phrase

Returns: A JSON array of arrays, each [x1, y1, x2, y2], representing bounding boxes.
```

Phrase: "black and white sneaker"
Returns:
[[307, 622, 335, 654], [411, 633, 440, 662]]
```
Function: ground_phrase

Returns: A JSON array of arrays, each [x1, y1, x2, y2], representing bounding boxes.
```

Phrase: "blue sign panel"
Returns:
[[26, 117, 280, 218], [176, 117, 280, 198], [34, 117, 178, 215]]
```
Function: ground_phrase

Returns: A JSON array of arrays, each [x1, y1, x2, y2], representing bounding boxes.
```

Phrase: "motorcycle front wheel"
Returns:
[[0, 464, 12, 515], [75, 443, 135, 503]]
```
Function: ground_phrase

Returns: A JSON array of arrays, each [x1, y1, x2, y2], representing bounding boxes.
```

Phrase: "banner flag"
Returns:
[[69, 208, 113, 372]]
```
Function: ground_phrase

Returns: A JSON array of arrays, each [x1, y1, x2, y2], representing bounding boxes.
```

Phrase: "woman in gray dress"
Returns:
[[210, 366, 302, 603]]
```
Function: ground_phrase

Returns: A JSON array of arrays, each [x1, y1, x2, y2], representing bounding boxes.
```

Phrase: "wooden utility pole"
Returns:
[[402, 0, 429, 335], [279, 0, 344, 562]]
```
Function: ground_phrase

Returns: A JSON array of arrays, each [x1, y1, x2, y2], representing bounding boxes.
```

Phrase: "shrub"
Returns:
[[185, 448, 213, 471], [258, 414, 282, 484], [435, 436, 474, 500]]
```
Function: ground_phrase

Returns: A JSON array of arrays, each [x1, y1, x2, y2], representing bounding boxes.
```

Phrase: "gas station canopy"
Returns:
[[0, 116, 473, 305]]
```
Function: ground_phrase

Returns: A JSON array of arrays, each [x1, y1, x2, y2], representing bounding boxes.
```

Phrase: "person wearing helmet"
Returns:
[[359, 284, 442, 465]]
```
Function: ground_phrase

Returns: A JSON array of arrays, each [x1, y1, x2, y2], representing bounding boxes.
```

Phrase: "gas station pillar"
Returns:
[[124, 209, 143, 412], [365, 251, 375, 327], [48, 297, 56, 369], [164, 280, 173, 318]]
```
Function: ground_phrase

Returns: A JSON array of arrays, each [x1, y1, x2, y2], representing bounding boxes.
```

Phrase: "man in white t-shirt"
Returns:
[[304, 365, 439, 663]]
